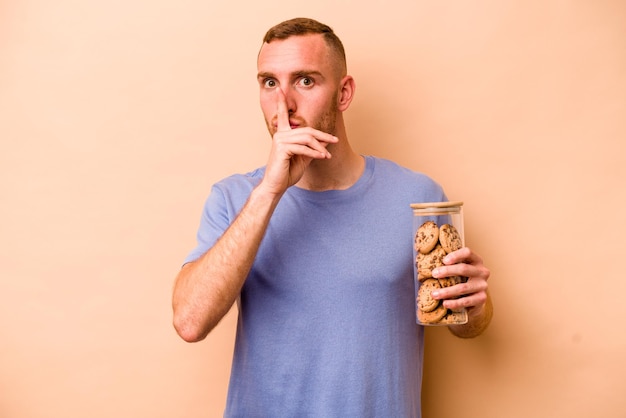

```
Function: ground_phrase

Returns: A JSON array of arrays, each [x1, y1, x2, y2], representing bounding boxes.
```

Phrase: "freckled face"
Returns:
[[257, 34, 341, 136]]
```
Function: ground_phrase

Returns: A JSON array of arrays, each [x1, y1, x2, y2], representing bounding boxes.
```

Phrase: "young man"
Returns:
[[173, 17, 492, 417]]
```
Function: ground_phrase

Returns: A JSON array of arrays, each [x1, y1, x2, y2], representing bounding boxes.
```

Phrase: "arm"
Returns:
[[172, 89, 337, 342], [172, 185, 281, 342], [431, 247, 493, 338]]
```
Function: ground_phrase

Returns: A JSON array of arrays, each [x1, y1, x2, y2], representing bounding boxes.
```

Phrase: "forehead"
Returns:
[[257, 34, 332, 74]]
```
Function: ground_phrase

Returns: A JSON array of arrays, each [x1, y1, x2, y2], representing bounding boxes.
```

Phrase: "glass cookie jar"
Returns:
[[410, 201, 468, 326]]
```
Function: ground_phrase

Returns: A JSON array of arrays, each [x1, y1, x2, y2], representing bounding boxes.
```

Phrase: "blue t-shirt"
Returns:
[[185, 156, 446, 418]]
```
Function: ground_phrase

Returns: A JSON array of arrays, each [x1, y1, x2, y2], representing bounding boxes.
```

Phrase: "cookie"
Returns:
[[439, 310, 468, 325], [415, 221, 439, 254], [437, 275, 466, 288], [416, 244, 446, 281], [417, 302, 447, 324], [417, 279, 441, 313], [439, 224, 462, 254]]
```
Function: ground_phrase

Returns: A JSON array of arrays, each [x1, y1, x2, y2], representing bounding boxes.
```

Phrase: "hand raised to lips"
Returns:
[[260, 89, 338, 196], [271, 88, 336, 159]]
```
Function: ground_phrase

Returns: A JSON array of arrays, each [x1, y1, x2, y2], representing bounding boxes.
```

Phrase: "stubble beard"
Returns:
[[265, 94, 339, 137]]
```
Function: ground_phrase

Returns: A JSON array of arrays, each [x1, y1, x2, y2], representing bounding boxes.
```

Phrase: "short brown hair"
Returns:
[[262, 18, 347, 72]]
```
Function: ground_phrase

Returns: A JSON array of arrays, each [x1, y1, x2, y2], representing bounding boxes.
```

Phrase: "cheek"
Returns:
[[259, 96, 276, 133]]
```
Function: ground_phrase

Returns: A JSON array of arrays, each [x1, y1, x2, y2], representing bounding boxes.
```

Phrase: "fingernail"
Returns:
[[431, 290, 440, 299], [432, 268, 440, 278]]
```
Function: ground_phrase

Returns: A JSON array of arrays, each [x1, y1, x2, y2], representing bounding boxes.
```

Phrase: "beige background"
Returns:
[[2, 0, 625, 417]]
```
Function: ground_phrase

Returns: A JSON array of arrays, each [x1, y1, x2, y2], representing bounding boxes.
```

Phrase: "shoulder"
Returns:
[[202, 166, 266, 216], [368, 156, 442, 191], [213, 166, 265, 194]]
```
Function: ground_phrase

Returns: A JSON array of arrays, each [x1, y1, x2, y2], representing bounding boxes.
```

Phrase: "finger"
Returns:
[[289, 127, 338, 149], [441, 288, 488, 311], [273, 127, 338, 160], [275, 88, 291, 132], [273, 135, 332, 160], [432, 262, 487, 284], [432, 278, 487, 302], [442, 247, 473, 265]]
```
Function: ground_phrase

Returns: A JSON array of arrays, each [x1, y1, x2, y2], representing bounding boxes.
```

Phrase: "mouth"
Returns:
[[271, 119, 302, 130]]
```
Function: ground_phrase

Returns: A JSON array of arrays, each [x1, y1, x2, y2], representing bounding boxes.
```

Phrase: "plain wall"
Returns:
[[1, 0, 625, 417]]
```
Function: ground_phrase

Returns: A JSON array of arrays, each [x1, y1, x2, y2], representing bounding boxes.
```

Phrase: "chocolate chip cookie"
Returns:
[[417, 279, 441, 313], [439, 223, 462, 254], [415, 220, 439, 254]]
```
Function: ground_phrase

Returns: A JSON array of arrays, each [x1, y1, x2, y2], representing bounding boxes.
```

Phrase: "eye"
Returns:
[[298, 77, 314, 87], [263, 79, 277, 88]]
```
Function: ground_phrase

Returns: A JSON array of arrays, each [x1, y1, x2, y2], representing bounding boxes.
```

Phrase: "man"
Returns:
[[173, 17, 492, 417]]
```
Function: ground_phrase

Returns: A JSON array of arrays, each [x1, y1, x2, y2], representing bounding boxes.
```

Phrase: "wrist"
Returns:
[[250, 181, 284, 209]]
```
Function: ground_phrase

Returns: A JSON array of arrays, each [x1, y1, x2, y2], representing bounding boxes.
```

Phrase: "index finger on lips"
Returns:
[[275, 88, 291, 132]]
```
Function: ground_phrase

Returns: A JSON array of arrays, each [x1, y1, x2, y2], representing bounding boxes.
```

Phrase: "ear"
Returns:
[[337, 75, 356, 112]]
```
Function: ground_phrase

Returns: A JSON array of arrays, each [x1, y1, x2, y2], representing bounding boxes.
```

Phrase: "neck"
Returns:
[[295, 130, 365, 191]]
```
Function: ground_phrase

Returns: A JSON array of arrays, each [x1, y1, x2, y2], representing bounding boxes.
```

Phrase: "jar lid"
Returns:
[[410, 201, 463, 210]]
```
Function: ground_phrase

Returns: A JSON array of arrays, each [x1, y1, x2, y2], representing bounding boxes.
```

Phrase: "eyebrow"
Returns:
[[256, 70, 325, 81], [256, 71, 274, 80]]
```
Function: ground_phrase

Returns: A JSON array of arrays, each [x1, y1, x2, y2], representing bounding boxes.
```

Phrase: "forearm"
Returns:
[[448, 291, 493, 339], [172, 184, 281, 342]]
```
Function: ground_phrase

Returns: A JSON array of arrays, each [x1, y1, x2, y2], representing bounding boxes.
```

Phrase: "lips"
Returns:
[[288, 117, 305, 128], [272, 118, 303, 130]]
